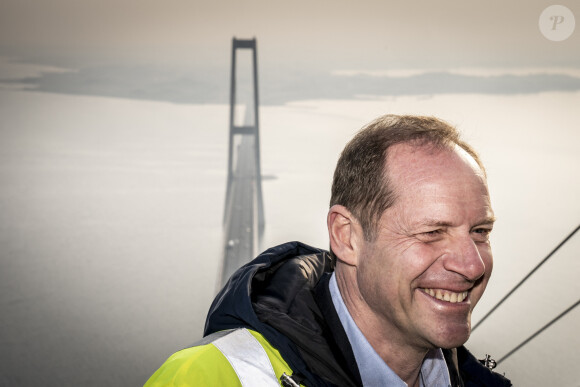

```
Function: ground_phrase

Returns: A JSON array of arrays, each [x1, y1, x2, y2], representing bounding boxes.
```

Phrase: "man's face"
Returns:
[[356, 143, 494, 350]]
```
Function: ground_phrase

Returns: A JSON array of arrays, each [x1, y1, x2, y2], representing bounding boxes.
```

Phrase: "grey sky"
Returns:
[[1, 0, 578, 70], [0, 2, 579, 386]]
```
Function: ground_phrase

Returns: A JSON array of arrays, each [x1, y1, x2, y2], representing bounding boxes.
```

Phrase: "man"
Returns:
[[145, 115, 511, 386]]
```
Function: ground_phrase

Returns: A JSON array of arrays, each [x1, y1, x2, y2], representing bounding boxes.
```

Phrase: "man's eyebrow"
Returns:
[[476, 216, 497, 225], [416, 219, 454, 228], [416, 216, 496, 228]]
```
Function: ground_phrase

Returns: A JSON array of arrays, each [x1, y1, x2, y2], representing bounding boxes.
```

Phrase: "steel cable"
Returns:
[[472, 224, 580, 331], [497, 298, 580, 364]]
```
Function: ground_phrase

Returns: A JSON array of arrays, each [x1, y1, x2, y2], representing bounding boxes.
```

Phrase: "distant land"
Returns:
[[2, 60, 580, 105]]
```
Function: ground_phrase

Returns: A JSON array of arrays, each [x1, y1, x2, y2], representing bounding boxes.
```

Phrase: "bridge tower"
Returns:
[[221, 37, 265, 285]]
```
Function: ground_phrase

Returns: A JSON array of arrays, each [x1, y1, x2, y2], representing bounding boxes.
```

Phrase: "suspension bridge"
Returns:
[[220, 38, 265, 286]]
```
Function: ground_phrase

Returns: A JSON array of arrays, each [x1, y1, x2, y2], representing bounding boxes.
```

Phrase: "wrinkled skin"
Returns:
[[331, 142, 495, 384]]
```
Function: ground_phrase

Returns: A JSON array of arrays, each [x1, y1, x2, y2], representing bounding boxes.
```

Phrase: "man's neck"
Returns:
[[335, 271, 429, 386]]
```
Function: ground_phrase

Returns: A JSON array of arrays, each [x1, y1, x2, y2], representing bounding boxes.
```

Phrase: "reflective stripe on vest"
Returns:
[[212, 328, 280, 387]]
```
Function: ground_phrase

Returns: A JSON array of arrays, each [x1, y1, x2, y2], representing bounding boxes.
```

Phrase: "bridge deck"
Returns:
[[221, 135, 258, 285]]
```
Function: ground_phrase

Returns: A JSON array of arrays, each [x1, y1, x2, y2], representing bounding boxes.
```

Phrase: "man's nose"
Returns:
[[443, 236, 486, 282]]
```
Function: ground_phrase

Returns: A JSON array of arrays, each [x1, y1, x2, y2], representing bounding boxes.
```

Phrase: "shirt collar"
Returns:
[[329, 273, 452, 387]]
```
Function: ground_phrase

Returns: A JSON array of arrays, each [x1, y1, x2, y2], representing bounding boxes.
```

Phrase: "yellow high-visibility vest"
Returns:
[[144, 328, 302, 387]]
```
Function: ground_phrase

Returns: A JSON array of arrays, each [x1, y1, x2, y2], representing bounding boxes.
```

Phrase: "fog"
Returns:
[[1, 1, 579, 385]]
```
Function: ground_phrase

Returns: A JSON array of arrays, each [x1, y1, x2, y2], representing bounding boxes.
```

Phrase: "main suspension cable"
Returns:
[[472, 224, 580, 332], [497, 298, 580, 364]]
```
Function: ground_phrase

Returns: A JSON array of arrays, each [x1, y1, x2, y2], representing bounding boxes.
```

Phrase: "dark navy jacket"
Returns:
[[204, 241, 512, 387]]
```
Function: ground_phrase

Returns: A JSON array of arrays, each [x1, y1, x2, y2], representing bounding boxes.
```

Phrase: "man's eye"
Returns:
[[419, 230, 443, 241], [472, 228, 492, 241]]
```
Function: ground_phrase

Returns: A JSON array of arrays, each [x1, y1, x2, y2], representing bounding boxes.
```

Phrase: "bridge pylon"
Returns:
[[225, 37, 264, 231], [220, 37, 265, 286]]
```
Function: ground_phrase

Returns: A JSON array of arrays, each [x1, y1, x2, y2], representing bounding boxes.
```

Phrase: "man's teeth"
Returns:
[[422, 288, 468, 303]]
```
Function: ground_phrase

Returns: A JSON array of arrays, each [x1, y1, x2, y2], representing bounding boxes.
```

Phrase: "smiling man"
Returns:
[[145, 115, 511, 387]]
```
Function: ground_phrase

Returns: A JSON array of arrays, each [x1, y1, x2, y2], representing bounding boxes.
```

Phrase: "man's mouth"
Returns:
[[421, 288, 468, 303]]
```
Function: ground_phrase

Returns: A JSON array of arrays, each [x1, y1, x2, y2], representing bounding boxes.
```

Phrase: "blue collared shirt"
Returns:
[[329, 274, 452, 387]]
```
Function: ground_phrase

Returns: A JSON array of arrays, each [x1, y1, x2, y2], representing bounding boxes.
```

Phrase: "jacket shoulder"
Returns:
[[143, 333, 241, 387], [144, 329, 298, 387]]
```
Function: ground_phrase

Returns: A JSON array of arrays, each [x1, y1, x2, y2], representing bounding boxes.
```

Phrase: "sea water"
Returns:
[[1, 84, 579, 385]]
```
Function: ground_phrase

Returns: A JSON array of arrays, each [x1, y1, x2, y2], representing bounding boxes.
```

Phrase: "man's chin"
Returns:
[[430, 323, 471, 349]]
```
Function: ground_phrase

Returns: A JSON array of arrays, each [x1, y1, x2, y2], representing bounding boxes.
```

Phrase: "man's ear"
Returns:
[[327, 204, 361, 266]]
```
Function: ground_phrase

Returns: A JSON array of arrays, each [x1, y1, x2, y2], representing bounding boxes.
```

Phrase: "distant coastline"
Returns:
[[2, 56, 580, 105]]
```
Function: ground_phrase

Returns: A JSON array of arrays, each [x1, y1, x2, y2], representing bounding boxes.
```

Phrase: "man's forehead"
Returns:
[[385, 142, 485, 181], [383, 141, 492, 220]]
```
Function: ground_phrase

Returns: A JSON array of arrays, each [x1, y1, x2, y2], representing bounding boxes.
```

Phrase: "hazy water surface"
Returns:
[[1, 86, 579, 386]]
